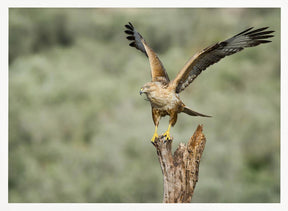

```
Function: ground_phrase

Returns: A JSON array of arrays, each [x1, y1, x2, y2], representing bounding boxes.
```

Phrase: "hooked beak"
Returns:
[[139, 88, 144, 95]]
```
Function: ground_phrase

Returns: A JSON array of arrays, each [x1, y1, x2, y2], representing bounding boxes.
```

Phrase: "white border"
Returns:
[[3, 0, 287, 8], [1, 0, 287, 211]]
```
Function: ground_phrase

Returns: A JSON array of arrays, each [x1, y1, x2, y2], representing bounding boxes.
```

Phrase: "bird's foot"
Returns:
[[151, 133, 158, 143], [163, 131, 172, 140]]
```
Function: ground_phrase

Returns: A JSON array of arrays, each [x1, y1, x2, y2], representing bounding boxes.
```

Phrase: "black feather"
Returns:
[[245, 27, 269, 35], [128, 22, 134, 28], [252, 35, 274, 40], [233, 27, 254, 37], [258, 40, 272, 44], [126, 36, 134, 40], [125, 30, 134, 35], [129, 42, 136, 47], [249, 30, 275, 37], [125, 24, 133, 30]]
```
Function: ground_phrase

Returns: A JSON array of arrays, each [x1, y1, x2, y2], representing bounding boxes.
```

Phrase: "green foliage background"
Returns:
[[9, 8, 280, 203]]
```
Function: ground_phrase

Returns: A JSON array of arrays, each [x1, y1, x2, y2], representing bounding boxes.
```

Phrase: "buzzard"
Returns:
[[124, 22, 274, 142]]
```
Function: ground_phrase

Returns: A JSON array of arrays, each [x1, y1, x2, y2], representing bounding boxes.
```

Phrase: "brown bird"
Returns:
[[124, 22, 274, 142]]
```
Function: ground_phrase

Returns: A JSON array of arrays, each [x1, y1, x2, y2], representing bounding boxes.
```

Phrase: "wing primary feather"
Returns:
[[124, 30, 134, 35], [258, 40, 272, 44], [129, 42, 136, 47], [232, 27, 254, 37], [251, 35, 274, 39], [244, 27, 269, 35], [126, 36, 135, 40], [125, 24, 133, 30], [248, 31, 274, 37]]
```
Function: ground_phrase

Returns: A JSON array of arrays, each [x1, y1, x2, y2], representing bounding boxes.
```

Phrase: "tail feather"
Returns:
[[182, 107, 211, 117]]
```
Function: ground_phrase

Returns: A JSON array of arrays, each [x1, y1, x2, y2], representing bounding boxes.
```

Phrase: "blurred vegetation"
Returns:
[[9, 8, 280, 203]]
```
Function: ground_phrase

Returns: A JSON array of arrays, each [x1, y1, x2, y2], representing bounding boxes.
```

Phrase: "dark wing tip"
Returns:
[[253, 35, 274, 39], [124, 22, 136, 44], [124, 30, 133, 35], [126, 36, 135, 40], [234, 26, 275, 39], [128, 22, 134, 28], [125, 23, 133, 31], [124, 22, 147, 57], [245, 26, 274, 35], [234, 26, 274, 47], [129, 42, 136, 47], [125, 22, 134, 30], [259, 40, 272, 44], [250, 27, 275, 43], [233, 27, 254, 37]]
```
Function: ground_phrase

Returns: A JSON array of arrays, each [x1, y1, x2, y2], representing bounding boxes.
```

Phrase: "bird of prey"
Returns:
[[124, 22, 274, 142]]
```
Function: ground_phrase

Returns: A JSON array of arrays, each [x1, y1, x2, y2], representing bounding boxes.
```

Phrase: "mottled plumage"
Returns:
[[124, 22, 274, 142]]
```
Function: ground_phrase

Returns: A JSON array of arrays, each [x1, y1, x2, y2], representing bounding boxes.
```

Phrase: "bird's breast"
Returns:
[[147, 86, 181, 111]]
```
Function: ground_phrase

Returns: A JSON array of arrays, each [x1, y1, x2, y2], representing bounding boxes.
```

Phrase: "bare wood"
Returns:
[[152, 124, 206, 203]]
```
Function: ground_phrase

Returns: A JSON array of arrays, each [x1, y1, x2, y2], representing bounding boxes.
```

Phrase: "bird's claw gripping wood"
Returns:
[[151, 125, 159, 143], [162, 124, 172, 140], [163, 131, 172, 140], [151, 133, 158, 143]]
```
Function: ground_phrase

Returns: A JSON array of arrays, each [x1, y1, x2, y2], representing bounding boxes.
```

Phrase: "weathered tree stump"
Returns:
[[152, 124, 206, 203]]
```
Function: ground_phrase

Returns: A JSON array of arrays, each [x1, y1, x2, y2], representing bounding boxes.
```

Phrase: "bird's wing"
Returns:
[[125, 22, 170, 83], [172, 27, 274, 93]]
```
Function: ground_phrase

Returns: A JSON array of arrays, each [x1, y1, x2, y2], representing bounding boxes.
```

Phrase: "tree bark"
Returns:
[[152, 124, 206, 203]]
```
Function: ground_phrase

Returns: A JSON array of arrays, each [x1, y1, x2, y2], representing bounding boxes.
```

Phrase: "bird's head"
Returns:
[[139, 83, 154, 96], [139, 87, 146, 95]]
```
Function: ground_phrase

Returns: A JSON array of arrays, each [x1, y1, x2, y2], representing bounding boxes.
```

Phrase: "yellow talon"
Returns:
[[151, 133, 158, 143], [151, 125, 158, 142], [163, 131, 171, 140], [163, 124, 172, 140]]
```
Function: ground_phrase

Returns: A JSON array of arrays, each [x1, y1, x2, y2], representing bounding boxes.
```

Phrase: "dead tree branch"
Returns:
[[152, 124, 206, 203]]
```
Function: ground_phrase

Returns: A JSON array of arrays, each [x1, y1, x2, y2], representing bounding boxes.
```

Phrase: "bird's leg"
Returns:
[[151, 125, 159, 143], [163, 123, 172, 140]]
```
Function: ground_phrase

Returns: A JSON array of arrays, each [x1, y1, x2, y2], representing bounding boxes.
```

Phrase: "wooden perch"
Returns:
[[152, 124, 206, 203]]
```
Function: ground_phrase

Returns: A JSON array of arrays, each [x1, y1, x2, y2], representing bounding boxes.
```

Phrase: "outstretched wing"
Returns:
[[172, 27, 274, 93], [124, 22, 170, 84]]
